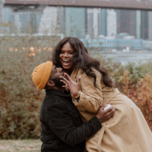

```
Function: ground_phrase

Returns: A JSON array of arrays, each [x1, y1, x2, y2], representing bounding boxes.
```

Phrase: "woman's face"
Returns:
[[59, 42, 74, 70]]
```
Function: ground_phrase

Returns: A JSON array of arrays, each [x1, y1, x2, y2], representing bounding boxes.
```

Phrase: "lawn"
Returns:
[[0, 140, 42, 152]]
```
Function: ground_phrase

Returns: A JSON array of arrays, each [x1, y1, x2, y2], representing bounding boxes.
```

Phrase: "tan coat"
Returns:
[[71, 68, 152, 152]]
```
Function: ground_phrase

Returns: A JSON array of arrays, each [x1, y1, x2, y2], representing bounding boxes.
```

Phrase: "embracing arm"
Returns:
[[74, 72, 103, 113], [46, 104, 102, 146], [60, 71, 103, 113]]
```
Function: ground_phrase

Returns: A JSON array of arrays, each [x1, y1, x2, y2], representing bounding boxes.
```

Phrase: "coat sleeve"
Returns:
[[45, 104, 102, 146], [73, 71, 103, 113]]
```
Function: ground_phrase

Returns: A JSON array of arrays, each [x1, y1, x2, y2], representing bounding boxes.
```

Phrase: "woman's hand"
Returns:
[[59, 73, 81, 97]]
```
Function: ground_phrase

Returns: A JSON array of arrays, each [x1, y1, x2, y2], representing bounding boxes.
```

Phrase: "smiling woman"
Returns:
[[59, 42, 74, 70], [52, 37, 112, 88], [52, 37, 152, 152]]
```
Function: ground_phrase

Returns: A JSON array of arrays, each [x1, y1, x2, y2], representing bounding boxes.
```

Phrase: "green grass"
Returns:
[[0, 140, 42, 152]]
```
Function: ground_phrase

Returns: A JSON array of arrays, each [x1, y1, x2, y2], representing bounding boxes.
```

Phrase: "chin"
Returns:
[[61, 64, 71, 70], [63, 67, 71, 70]]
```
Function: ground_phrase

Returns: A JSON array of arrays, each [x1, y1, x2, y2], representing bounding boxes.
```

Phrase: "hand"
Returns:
[[96, 104, 115, 123], [59, 73, 81, 97]]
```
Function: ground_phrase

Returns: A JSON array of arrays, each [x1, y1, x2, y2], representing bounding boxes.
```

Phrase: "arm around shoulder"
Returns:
[[45, 103, 102, 146]]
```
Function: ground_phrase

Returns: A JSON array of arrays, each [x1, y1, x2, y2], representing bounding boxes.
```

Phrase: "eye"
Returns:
[[60, 51, 64, 54], [69, 51, 74, 54]]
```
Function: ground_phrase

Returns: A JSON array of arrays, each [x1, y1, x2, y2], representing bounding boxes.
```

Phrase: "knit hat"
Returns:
[[31, 61, 53, 90]]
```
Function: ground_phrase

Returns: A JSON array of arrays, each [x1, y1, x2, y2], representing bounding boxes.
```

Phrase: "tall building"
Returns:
[[141, 10, 148, 39], [65, 7, 86, 38], [87, 8, 93, 37], [117, 10, 136, 37], [87, 8, 100, 38], [38, 7, 58, 34], [136, 10, 141, 39], [2, 1, 152, 41], [38, 6, 65, 35], [99, 9, 107, 36], [0, 0, 4, 32], [107, 9, 117, 37], [2, 6, 43, 33], [148, 11, 152, 40], [57, 7, 65, 35]]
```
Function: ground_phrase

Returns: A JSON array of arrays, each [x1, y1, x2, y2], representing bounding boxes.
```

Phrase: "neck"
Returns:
[[54, 86, 65, 93], [46, 86, 65, 93], [64, 69, 73, 75]]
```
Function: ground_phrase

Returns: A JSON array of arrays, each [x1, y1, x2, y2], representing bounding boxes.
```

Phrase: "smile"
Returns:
[[62, 60, 71, 66]]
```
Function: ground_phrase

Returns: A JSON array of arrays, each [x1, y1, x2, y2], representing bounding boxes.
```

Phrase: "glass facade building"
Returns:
[[1, 5, 152, 50], [65, 7, 86, 38]]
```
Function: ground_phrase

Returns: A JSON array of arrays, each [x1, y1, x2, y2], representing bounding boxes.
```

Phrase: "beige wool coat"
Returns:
[[71, 68, 152, 152]]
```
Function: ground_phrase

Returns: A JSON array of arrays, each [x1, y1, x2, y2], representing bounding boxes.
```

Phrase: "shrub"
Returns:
[[0, 29, 61, 139], [98, 56, 152, 130], [0, 29, 152, 139], [119, 72, 152, 130]]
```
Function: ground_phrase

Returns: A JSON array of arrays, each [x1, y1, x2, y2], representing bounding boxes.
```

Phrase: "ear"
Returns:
[[46, 80, 55, 87]]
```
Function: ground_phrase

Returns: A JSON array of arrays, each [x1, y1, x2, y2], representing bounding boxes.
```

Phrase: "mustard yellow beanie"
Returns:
[[31, 61, 53, 90]]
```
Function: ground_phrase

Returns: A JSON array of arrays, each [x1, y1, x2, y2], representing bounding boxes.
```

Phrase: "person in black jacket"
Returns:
[[31, 61, 115, 152]]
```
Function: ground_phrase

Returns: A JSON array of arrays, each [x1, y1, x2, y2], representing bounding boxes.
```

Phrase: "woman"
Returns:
[[52, 37, 152, 152]]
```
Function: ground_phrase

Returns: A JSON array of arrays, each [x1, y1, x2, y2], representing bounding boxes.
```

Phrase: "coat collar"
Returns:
[[71, 68, 83, 82], [46, 89, 71, 99]]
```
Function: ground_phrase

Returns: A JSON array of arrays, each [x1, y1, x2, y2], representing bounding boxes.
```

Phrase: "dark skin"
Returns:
[[59, 42, 115, 120], [60, 72, 81, 97], [59, 42, 74, 75], [59, 73, 115, 123], [59, 42, 80, 96], [58, 41, 115, 152], [46, 65, 115, 152], [46, 65, 115, 124], [46, 65, 65, 93], [59, 73, 115, 152]]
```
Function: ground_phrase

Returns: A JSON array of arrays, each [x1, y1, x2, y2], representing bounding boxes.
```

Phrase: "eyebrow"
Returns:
[[61, 49, 74, 51]]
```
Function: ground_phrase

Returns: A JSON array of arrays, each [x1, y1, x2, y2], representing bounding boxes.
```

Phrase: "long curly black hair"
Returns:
[[52, 37, 113, 88]]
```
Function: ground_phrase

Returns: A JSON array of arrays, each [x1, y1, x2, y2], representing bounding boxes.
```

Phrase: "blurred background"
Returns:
[[1, 0, 152, 64], [0, 0, 152, 151]]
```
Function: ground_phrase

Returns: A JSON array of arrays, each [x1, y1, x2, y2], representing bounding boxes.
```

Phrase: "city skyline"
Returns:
[[1, 5, 152, 40]]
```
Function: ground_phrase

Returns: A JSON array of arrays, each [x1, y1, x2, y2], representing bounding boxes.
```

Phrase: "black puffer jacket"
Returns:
[[40, 89, 102, 152]]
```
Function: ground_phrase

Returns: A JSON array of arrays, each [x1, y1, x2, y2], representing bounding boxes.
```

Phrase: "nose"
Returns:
[[63, 52, 68, 57], [57, 67, 63, 72]]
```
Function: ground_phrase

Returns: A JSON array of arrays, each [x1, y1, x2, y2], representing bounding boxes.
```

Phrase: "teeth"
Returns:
[[63, 60, 70, 62]]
